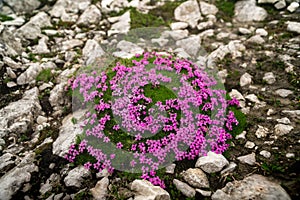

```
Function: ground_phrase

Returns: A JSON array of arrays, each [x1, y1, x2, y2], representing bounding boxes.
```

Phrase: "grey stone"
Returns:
[[82, 39, 105, 66], [240, 73, 252, 87], [0, 29, 24, 57], [199, 1, 218, 16], [130, 179, 170, 200], [162, 30, 189, 41], [53, 109, 87, 157], [197, 21, 214, 31], [274, 0, 286, 9], [113, 40, 143, 59], [245, 94, 260, 103], [287, 2, 299, 12], [0, 87, 41, 137], [64, 166, 91, 188], [181, 168, 209, 189], [260, 150, 271, 158], [176, 35, 201, 57], [77, 5, 101, 26], [276, 117, 291, 124], [211, 174, 291, 200], [236, 131, 247, 139], [40, 173, 61, 195], [255, 125, 269, 138], [282, 110, 300, 119], [174, 0, 203, 28], [0, 153, 15, 172], [258, 0, 277, 3], [0, 153, 38, 200], [263, 72, 276, 84], [237, 153, 256, 165], [60, 39, 84, 51], [274, 124, 294, 136], [286, 153, 295, 158], [238, 27, 252, 35], [255, 28, 268, 36], [247, 35, 265, 44], [50, 0, 91, 17], [244, 141, 255, 149], [32, 37, 50, 54], [234, 0, 268, 22], [286, 21, 300, 34], [196, 189, 212, 197], [108, 11, 130, 36], [221, 162, 237, 175], [173, 179, 196, 198], [165, 164, 176, 174], [170, 22, 189, 30], [90, 177, 109, 200], [275, 89, 293, 97], [195, 151, 229, 173], [3, 0, 40, 14], [3, 57, 22, 69]]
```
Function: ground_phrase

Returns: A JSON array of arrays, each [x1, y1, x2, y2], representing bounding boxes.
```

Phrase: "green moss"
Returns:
[[36, 68, 53, 82], [215, 0, 237, 21], [0, 14, 14, 22]]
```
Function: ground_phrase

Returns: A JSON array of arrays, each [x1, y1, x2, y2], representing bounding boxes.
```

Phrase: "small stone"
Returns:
[[229, 89, 245, 101], [96, 168, 110, 178], [36, 116, 47, 125], [267, 109, 275, 116], [247, 35, 265, 44], [196, 189, 212, 197], [165, 164, 176, 174], [245, 94, 260, 103], [260, 150, 271, 158], [170, 22, 189, 30], [275, 89, 293, 97], [238, 27, 252, 35], [199, 1, 218, 15], [276, 117, 291, 124], [195, 151, 229, 173], [286, 21, 300, 34], [234, 0, 268, 22], [173, 179, 196, 198], [255, 28, 268, 36], [274, 124, 293, 136], [287, 2, 299, 13], [221, 162, 237, 175], [60, 39, 84, 51], [82, 39, 105, 66], [263, 72, 276, 84], [7, 82, 17, 88], [286, 153, 295, 158], [244, 141, 255, 149], [181, 168, 209, 189], [236, 131, 247, 139], [174, 0, 203, 28], [274, 0, 286, 9], [77, 5, 101, 26], [64, 166, 91, 188], [282, 110, 300, 119], [240, 73, 252, 87], [255, 125, 269, 138], [237, 153, 256, 165], [90, 177, 109, 200]]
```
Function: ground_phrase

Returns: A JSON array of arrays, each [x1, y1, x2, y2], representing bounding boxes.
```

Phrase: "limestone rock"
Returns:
[[274, 124, 294, 136], [286, 21, 300, 34], [263, 72, 276, 84], [108, 11, 130, 36], [173, 179, 196, 198], [255, 125, 269, 138], [275, 89, 293, 97], [181, 168, 209, 189], [130, 179, 170, 200], [174, 0, 203, 28], [82, 39, 105, 66], [235, 0, 268, 22], [176, 35, 201, 57], [195, 151, 229, 173], [199, 1, 218, 16], [237, 153, 256, 165], [90, 177, 109, 200], [211, 174, 291, 200], [64, 166, 91, 188], [287, 2, 299, 12], [3, 0, 40, 14], [240, 73, 252, 87], [77, 5, 101, 26]]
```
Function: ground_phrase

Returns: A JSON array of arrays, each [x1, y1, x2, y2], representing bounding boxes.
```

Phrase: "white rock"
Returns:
[[195, 151, 229, 173], [275, 89, 293, 97], [255, 125, 269, 138], [0, 87, 41, 137], [52, 109, 87, 157], [235, 0, 268, 22], [181, 168, 209, 189], [247, 35, 265, 44], [221, 162, 237, 175], [197, 21, 214, 31], [229, 89, 245, 101], [37, 116, 48, 125], [245, 94, 260, 104], [286, 21, 300, 34], [176, 35, 201, 57], [287, 2, 299, 12], [131, 179, 170, 200], [260, 150, 271, 158], [282, 110, 300, 119], [60, 39, 84, 51], [48, 82, 67, 109], [0, 153, 15, 172], [113, 40, 143, 59], [211, 174, 291, 200], [255, 28, 268, 36], [6, 67, 17, 79], [173, 179, 196, 198], [267, 109, 275, 116], [64, 166, 91, 188], [162, 30, 189, 41], [96, 168, 110, 178], [170, 22, 188, 30], [258, 0, 277, 4], [196, 189, 212, 197], [108, 11, 130, 36], [276, 117, 291, 124], [165, 164, 176, 174], [32, 37, 50, 54], [40, 173, 60, 195], [82, 39, 105, 66], [77, 5, 101, 26], [199, 1, 218, 16], [0, 153, 38, 200], [244, 141, 255, 149], [7, 82, 17, 88], [263, 72, 276, 84], [217, 69, 228, 84], [236, 131, 247, 139], [3, 0, 40, 13], [237, 153, 256, 165], [240, 73, 252, 87], [274, 0, 286, 9], [3, 57, 22, 69], [274, 124, 294, 136], [286, 153, 295, 158], [174, 0, 203, 28], [238, 27, 252, 35], [90, 177, 109, 200]]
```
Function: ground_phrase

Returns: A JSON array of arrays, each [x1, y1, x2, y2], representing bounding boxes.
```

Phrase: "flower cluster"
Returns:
[[65, 52, 240, 188]]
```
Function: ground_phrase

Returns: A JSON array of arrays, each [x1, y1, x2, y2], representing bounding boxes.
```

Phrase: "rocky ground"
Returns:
[[0, 0, 299, 199]]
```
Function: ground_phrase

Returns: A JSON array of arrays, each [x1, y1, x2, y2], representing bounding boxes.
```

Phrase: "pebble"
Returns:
[[173, 179, 196, 198], [274, 0, 286, 9], [244, 141, 255, 149], [196, 151, 229, 173], [221, 162, 237, 175], [255, 28, 268, 36], [263, 72, 276, 84], [260, 150, 271, 158], [240, 73, 252, 87], [287, 2, 299, 13], [275, 89, 293, 97], [237, 153, 256, 165], [236, 131, 247, 139], [276, 117, 291, 124], [274, 124, 294, 136], [255, 125, 269, 138], [165, 164, 176, 174], [286, 153, 295, 158]]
